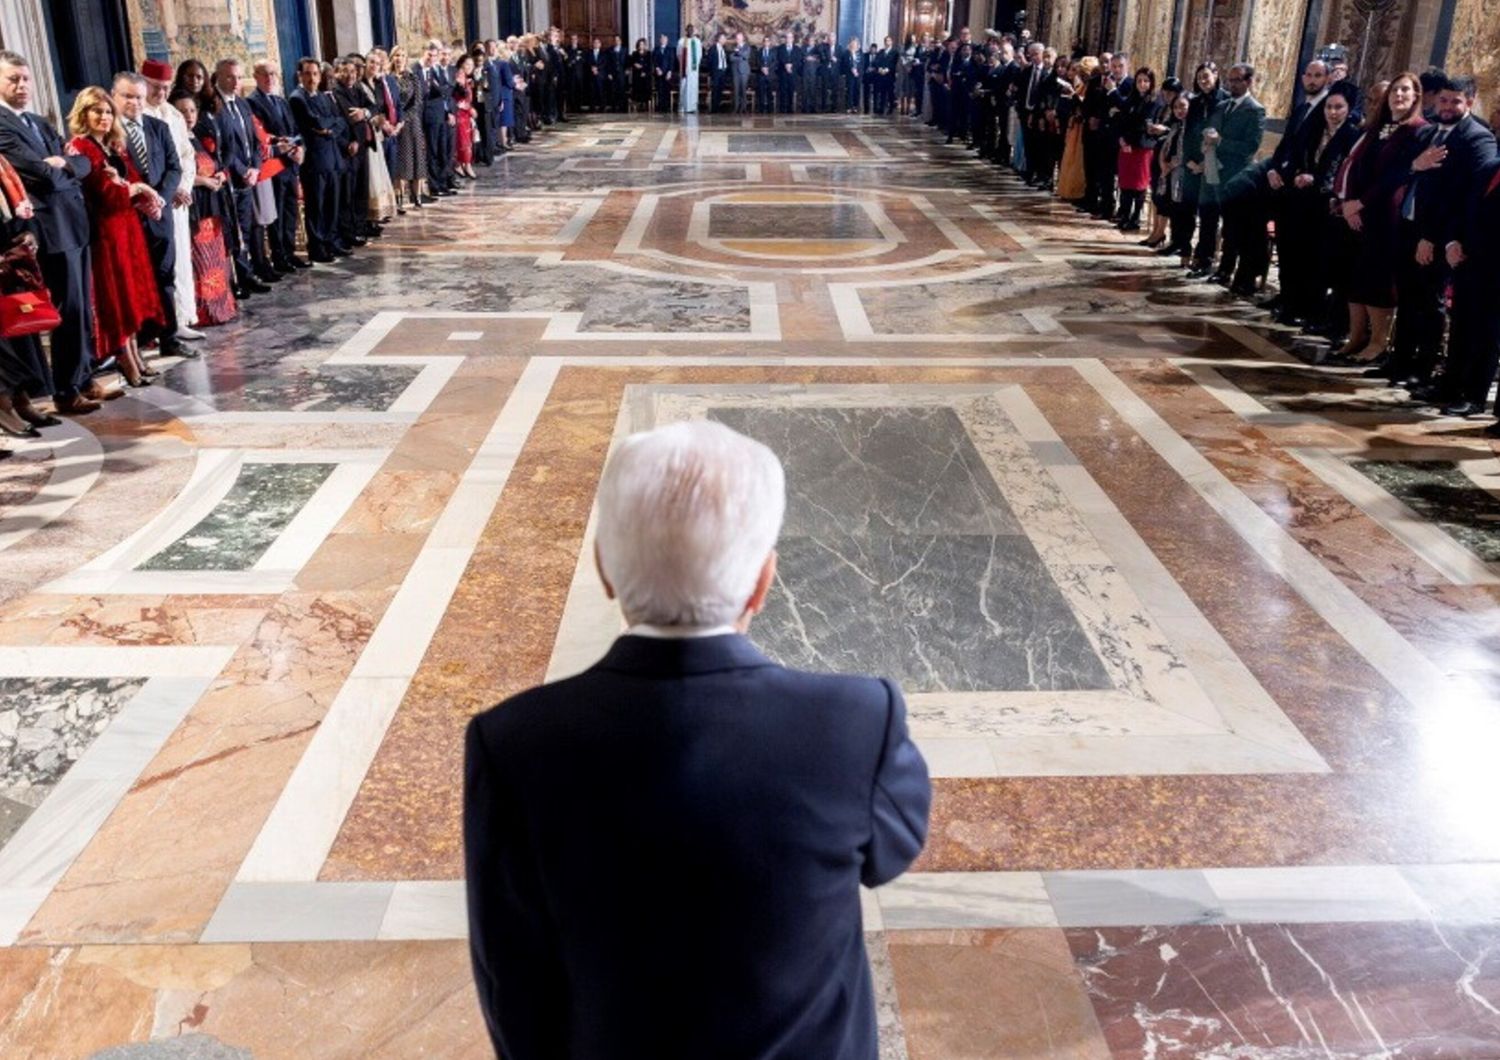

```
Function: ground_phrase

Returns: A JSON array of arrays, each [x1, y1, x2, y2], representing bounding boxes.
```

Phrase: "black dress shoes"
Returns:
[[244, 278, 272, 294], [332, 245, 353, 257], [287, 257, 312, 270], [12, 391, 60, 428], [254, 270, 282, 284], [1483, 420, 1500, 438], [1440, 401, 1485, 418]]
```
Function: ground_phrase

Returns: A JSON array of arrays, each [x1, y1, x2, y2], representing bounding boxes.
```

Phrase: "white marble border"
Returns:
[[0, 418, 103, 554], [0, 646, 236, 945], [196, 861, 1500, 942], [39, 448, 386, 596], [828, 261, 1073, 343], [694, 130, 849, 158], [542, 382, 1325, 778], [234, 358, 564, 883]]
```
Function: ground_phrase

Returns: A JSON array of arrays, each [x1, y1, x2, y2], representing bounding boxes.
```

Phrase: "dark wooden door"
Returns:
[[554, 0, 622, 42]]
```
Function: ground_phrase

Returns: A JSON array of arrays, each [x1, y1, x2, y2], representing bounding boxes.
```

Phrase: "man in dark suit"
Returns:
[[704, 32, 730, 113], [775, 31, 800, 114], [111, 71, 185, 358], [332, 56, 376, 248], [211, 59, 274, 295], [652, 34, 676, 113], [1204, 64, 1266, 292], [1390, 74, 1498, 394], [1259, 59, 1330, 321], [0, 50, 111, 413], [288, 57, 342, 263], [754, 35, 775, 114], [416, 40, 456, 196], [465, 420, 930, 1060], [1016, 41, 1047, 181], [248, 59, 309, 273], [1443, 159, 1500, 422], [607, 36, 628, 111]]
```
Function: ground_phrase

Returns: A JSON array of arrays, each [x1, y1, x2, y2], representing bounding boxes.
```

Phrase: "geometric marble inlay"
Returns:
[[710, 406, 1111, 692], [0, 677, 147, 848], [139, 462, 337, 571], [708, 203, 883, 241], [209, 365, 422, 413], [727, 133, 817, 154], [1356, 460, 1500, 563]]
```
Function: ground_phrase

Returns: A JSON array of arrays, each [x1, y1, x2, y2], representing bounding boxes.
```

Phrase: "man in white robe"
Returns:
[[678, 26, 701, 114], [141, 58, 205, 343]]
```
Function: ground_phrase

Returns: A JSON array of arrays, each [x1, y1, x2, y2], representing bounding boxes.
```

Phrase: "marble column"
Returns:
[[333, 0, 376, 54], [0, 0, 60, 127]]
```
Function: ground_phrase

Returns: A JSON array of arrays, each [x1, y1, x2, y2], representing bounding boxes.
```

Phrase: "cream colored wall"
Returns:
[[1445, 0, 1500, 116]]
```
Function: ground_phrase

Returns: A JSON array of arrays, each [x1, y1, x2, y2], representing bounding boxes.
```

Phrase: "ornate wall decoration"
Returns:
[[126, 0, 279, 69], [1442, 0, 1498, 117], [395, 0, 466, 52], [1325, 0, 1415, 100], [687, 0, 838, 45]]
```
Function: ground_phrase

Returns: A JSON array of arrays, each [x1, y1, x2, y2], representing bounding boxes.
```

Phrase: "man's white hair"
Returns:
[[595, 420, 785, 628]]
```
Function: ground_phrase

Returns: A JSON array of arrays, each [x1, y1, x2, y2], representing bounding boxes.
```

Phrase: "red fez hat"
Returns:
[[141, 59, 174, 82]]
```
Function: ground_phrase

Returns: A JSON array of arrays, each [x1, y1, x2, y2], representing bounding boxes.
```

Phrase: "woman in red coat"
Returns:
[[65, 86, 164, 387]]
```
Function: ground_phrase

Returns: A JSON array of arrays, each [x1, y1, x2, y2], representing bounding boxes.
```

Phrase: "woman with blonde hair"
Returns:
[[389, 45, 430, 209], [65, 86, 163, 386]]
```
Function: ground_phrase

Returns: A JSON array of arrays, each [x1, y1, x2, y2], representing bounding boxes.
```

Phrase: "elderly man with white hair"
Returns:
[[464, 419, 931, 1060]]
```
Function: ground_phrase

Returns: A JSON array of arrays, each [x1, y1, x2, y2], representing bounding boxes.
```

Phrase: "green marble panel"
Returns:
[[1356, 460, 1500, 563], [139, 462, 337, 571]]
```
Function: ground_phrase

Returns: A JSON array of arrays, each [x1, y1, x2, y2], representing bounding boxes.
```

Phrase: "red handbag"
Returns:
[[0, 288, 60, 337], [0, 235, 60, 338]]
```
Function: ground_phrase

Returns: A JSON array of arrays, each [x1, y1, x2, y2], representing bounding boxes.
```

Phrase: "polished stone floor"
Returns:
[[2, 114, 1499, 1058]]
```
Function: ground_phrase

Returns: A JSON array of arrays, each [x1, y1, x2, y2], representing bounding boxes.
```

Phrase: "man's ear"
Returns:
[[740, 550, 777, 626], [594, 541, 616, 601]]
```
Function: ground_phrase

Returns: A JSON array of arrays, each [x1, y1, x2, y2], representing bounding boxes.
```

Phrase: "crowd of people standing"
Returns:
[[903, 30, 1500, 436], [0, 34, 578, 459]]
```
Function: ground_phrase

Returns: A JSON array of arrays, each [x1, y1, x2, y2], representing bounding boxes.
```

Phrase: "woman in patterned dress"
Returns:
[[389, 46, 429, 208]]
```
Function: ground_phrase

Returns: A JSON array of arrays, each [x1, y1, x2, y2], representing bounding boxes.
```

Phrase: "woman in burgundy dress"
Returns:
[[1330, 72, 1426, 363], [65, 86, 163, 387]]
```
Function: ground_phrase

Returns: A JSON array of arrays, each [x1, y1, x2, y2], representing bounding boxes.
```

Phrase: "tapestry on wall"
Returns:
[[128, 0, 280, 69], [685, 0, 837, 45], [395, 0, 467, 52]]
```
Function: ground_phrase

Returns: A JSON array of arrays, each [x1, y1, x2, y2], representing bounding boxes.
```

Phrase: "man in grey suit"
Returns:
[[1205, 63, 1266, 292], [731, 32, 751, 114]]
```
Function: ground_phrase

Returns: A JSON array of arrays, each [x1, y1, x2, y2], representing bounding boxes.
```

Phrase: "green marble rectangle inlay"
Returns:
[[1356, 460, 1500, 564], [139, 462, 337, 571]]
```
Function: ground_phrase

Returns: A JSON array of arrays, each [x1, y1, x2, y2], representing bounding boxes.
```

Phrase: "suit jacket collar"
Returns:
[[592, 633, 776, 677]]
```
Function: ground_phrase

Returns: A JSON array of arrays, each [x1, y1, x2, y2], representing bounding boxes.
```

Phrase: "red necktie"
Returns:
[[1488, 167, 1500, 198]]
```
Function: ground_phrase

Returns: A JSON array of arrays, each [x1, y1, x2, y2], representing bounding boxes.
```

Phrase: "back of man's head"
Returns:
[[596, 421, 785, 629]]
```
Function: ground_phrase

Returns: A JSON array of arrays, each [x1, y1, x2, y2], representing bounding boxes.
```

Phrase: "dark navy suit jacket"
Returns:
[[0, 107, 92, 254], [464, 633, 931, 1060]]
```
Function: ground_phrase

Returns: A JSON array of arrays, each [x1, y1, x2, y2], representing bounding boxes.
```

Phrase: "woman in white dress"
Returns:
[[363, 51, 398, 224], [678, 26, 702, 114]]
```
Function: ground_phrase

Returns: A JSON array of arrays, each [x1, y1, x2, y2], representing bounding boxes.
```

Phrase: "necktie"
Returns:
[[1403, 126, 1453, 220], [20, 111, 46, 152], [126, 117, 149, 174]]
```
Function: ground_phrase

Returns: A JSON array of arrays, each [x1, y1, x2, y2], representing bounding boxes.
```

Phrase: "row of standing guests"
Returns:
[[914, 33, 1500, 436], [0, 41, 565, 457]]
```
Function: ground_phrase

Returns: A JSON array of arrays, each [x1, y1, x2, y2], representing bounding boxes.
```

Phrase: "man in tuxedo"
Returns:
[[1204, 64, 1265, 292], [0, 50, 111, 414], [213, 58, 273, 295], [775, 31, 800, 114], [465, 419, 930, 1060], [564, 34, 585, 116], [248, 59, 309, 275], [288, 57, 342, 263], [730, 32, 751, 114], [1390, 74, 1497, 395], [110, 72, 186, 359], [417, 40, 456, 196], [704, 32, 730, 113], [608, 35, 628, 111]]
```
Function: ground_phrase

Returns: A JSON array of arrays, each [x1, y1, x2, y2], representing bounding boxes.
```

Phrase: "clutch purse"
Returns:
[[0, 235, 61, 338], [0, 288, 61, 337]]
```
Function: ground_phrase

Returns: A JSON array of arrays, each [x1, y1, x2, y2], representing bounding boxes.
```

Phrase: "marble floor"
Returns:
[[2, 114, 1499, 1058]]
